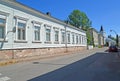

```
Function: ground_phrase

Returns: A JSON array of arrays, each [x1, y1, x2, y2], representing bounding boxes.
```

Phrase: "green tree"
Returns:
[[68, 10, 91, 30], [66, 10, 92, 45]]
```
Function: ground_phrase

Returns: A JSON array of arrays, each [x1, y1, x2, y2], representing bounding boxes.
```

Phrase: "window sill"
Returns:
[[0, 39, 8, 42], [14, 40, 28, 43], [61, 42, 65, 44], [44, 41, 52, 44], [54, 41, 59, 44], [67, 42, 71, 44], [32, 41, 42, 43]]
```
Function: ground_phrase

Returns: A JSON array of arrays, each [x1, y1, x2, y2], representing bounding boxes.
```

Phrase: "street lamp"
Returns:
[[110, 29, 119, 46]]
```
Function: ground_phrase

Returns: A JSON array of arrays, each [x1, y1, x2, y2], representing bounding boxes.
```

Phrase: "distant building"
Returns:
[[106, 38, 116, 46], [89, 26, 106, 47], [98, 33, 104, 46], [89, 28, 99, 47], [100, 26, 106, 45]]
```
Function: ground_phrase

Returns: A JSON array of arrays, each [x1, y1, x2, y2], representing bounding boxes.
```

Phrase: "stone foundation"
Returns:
[[0, 46, 87, 61]]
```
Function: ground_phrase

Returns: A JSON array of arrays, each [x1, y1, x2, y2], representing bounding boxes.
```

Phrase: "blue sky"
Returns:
[[17, 0, 120, 37]]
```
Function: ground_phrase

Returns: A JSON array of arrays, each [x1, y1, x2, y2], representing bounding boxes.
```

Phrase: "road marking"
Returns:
[[0, 77, 10, 81], [0, 73, 11, 81]]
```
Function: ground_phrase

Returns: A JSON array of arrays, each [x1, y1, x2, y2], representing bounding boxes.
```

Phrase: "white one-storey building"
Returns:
[[0, 0, 87, 60]]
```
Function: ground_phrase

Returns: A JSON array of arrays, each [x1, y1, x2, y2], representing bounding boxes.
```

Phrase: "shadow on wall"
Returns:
[[27, 51, 117, 81]]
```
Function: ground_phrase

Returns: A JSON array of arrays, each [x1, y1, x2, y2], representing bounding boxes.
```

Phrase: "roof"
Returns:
[[1, 0, 86, 33], [90, 28, 99, 33]]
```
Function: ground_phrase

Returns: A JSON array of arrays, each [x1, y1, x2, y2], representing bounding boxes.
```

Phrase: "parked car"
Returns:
[[109, 45, 118, 52]]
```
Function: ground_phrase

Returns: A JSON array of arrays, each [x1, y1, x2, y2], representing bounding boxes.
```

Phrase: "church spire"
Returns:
[[100, 25, 103, 32]]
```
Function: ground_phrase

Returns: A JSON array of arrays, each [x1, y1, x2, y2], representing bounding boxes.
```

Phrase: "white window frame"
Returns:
[[67, 32, 70, 44], [44, 24, 51, 43], [0, 17, 6, 39], [14, 16, 28, 42], [32, 21, 42, 43], [76, 35, 79, 44], [79, 35, 82, 44], [55, 30, 59, 42], [0, 12, 9, 41], [53, 27, 59, 43], [72, 33, 75, 44], [61, 30, 65, 44]]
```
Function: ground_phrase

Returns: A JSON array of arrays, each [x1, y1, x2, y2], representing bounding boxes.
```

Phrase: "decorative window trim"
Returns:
[[60, 29, 65, 31], [0, 11, 9, 16], [44, 24, 51, 29], [14, 40, 27, 43], [32, 41, 42, 43], [67, 30, 71, 33], [14, 16, 29, 21], [53, 27, 59, 31], [31, 20, 42, 25]]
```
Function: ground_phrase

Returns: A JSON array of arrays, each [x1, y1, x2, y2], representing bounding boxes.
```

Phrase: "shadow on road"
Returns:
[[28, 52, 120, 81]]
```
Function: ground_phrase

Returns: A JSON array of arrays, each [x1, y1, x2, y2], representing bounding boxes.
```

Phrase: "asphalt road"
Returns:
[[0, 47, 120, 81]]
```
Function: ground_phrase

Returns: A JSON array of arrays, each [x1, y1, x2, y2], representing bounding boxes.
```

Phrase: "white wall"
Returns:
[[0, 1, 87, 49]]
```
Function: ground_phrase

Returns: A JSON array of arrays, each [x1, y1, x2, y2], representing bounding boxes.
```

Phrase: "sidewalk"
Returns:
[[0, 47, 108, 66]]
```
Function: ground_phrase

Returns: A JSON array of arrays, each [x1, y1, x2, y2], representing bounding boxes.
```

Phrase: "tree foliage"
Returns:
[[68, 10, 92, 30], [66, 10, 92, 45]]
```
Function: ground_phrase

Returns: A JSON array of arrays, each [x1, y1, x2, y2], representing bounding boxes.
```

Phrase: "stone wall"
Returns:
[[0, 46, 86, 61]]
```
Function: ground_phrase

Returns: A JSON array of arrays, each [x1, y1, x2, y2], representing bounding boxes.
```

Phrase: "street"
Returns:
[[0, 47, 120, 81]]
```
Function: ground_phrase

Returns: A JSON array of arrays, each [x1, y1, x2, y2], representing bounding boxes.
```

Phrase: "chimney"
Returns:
[[46, 12, 51, 16], [9, 0, 16, 1]]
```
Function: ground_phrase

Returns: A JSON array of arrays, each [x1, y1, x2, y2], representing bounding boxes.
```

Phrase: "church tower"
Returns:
[[100, 25, 106, 45]]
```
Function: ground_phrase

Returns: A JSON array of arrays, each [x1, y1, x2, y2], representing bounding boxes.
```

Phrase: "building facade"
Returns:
[[0, 0, 87, 60], [98, 34, 104, 46], [89, 28, 99, 47], [89, 27, 105, 47]]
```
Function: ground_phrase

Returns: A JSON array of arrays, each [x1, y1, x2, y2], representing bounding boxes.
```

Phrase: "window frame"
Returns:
[[72, 33, 75, 44], [67, 32, 71, 44], [32, 21, 42, 43], [14, 16, 28, 43], [0, 18, 6, 39], [44, 24, 52, 44], [0, 13, 8, 42], [61, 31, 65, 44]]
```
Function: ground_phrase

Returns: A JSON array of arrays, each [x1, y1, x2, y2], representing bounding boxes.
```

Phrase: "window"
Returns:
[[82, 36, 84, 44], [79, 35, 81, 44], [55, 31, 59, 42], [76, 35, 78, 44], [14, 16, 28, 42], [0, 18, 6, 39], [72, 34, 75, 44], [46, 29, 51, 41], [17, 22, 26, 40], [67, 33, 70, 43], [61, 32, 65, 43], [34, 26, 40, 41]]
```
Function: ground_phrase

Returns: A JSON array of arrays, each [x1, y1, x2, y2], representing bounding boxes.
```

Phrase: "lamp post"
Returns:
[[110, 30, 119, 47]]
